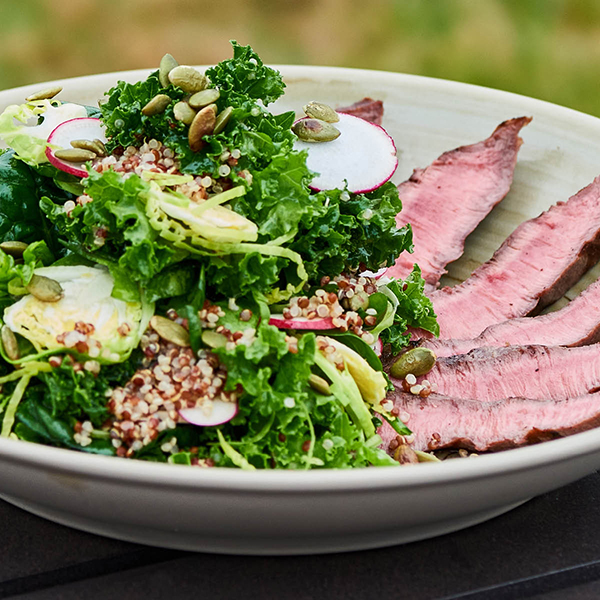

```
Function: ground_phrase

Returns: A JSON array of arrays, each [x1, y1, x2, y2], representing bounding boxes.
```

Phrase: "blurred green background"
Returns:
[[1, 0, 600, 116]]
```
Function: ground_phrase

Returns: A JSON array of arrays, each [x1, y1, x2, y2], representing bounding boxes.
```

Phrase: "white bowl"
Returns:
[[2, 66, 600, 555]]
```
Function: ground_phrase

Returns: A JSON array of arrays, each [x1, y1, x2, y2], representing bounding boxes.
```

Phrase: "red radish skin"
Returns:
[[269, 315, 335, 330], [293, 113, 398, 194], [46, 117, 107, 178], [179, 401, 238, 427]]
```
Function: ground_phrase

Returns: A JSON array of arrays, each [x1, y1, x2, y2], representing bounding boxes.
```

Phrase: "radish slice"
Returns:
[[269, 315, 335, 330], [360, 267, 388, 279], [293, 112, 398, 193], [372, 338, 383, 357], [179, 400, 238, 427], [46, 117, 107, 178]]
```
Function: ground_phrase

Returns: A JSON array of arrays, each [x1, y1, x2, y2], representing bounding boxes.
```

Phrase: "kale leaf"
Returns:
[[380, 266, 439, 353], [100, 72, 186, 152], [40, 169, 187, 301], [206, 41, 286, 106]]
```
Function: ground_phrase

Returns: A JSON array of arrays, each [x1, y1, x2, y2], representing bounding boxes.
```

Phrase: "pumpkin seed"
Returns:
[[150, 315, 190, 347], [25, 86, 63, 102], [188, 105, 216, 152], [71, 139, 106, 156], [93, 139, 107, 155], [292, 118, 340, 142], [189, 88, 220, 109], [394, 444, 419, 464], [389, 347, 436, 379], [414, 450, 441, 463], [173, 101, 197, 125], [308, 374, 331, 396], [1, 326, 19, 361], [213, 106, 233, 135], [26, 274, 63, 302], [168, 66, 208, 94], [201, 330, 228, 349], [159, 53, 179, 88], [54, 148, 96, 162], [142, 93, 171, 116], [303, 101, 339, 123], [0, 241, 28, 257]]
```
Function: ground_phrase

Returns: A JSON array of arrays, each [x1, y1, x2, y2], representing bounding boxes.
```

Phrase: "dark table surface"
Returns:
[[3, 472, 600, 600]]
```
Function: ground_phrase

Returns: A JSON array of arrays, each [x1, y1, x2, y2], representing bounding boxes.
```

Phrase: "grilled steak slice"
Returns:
[[378, 391, 600, 452], [384, 117, 531, 289], [429, 175, 600, 340], [337, 97, 384, 124], [420, 277, 600, 357], [402, 344, 600, 402]]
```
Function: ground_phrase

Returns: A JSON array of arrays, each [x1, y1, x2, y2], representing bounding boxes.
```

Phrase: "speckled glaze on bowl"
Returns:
[[2, 66, 600, 555]]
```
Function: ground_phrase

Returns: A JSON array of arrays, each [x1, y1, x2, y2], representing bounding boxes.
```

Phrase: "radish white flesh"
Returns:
[[269, 315, 335, 330], [293, 112, 398, 193], [46, 117, 107, 178], [372, 338, 383, 357], [179, 401, 238, 427]]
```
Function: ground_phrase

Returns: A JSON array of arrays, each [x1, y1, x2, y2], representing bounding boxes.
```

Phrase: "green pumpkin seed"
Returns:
[[394, 444, 419, 464], [189, 88, 220, 109], [26, 86, 63, 102], [292, 118, 340, 142], [213, 106, 233, 135], [54, 148, 97, 162], [150, 315, 190, 347], [71, 139, 106, 156], [93, 139, 107, 155], [188, 105, 216, 152], [389, 347, 436, 379], [1, 326, 19, 361], [159, 53, 179, 88], [173, 101, 197, 125], [0, 241, 28, 257], [201, 330, 228, 349], [303, 101, 339, 123], [414, 450, 441, 463], [168, 66, 208, 94], [142, 93, 171, 116], [26, 274, 63, 302], [308, 374, 331, 396]]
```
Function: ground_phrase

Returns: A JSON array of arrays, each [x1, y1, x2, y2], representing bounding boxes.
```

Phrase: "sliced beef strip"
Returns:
[[420, 277, 600, 358], [427, 175, 600, 340], [336, 97, 384, 125], [378, 390, 600, 452], [397, 344, 600, 402], [384, 117, 531, 290]]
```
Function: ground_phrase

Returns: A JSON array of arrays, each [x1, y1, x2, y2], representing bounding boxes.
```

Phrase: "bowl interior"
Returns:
[[2, 65, 600, 488]]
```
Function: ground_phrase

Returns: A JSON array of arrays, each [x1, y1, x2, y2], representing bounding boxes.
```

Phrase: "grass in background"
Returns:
[[2, 0, 600, 116]]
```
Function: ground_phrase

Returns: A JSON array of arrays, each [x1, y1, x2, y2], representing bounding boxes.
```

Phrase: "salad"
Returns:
[[0, 42, 437, 469]]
